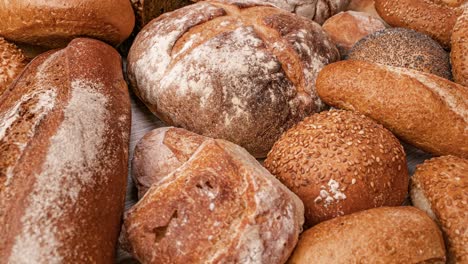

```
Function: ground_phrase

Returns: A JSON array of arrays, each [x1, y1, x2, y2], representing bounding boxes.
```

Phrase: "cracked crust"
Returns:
[[123, 135, 305, 263], [411, 156, 468, 264], [127, 0, 339, 158]]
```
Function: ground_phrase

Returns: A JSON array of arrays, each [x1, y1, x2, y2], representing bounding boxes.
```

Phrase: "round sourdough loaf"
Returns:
[[374, 0, 464, 48], [264, 110, 408, 226], [132, 127, 208, 198], [288, 207, 446, 264], [122, 130, 305, 264], [0, 0, 135, 48], [0, 38, 27, 95], [411, 156, 468, 264], [322, 11, 386, 57], [127, 0, 339, 158], [347, 28, 452, 79], [451, 9, 468, 86]]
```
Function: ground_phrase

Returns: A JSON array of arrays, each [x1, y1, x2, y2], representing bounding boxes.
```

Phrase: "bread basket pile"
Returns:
[[0, 0, 466, 263]]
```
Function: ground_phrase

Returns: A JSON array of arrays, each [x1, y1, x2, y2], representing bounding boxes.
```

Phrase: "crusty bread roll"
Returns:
[[131, 0, 192, 30], [132, 127, 207, 198], [347, 28, 452, 79], [374, 0, 464, 48], [288, 207, 446, 264], [0, 0, 135, 48], [347, 0, 381, 17], [411, 156, 468, 264], [0, 38, 131, 262], [191, 0, 351, 24], [316, 60, 468, 158], [0, 38, 27, 95], [122, 131, 304, 263], [127, 0, 339, 158], [322, 11, 386, 56], [265, 110, 408, 226], [451, 9, 468, 86]]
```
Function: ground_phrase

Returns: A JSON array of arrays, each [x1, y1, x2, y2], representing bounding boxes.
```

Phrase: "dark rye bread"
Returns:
[[0, 0, 135, 48], [122, 137, 304, 263], [127, 0, 339, 158], [375, 0, 464, 48], [288, 207, 446, 263], [347, 28, 452, 80], [0, 38, 131, 262], [411, 156, 468, 264], [0, 38, 27, 95], [316, 60, 468, 158], [265, 110, 408, 226]]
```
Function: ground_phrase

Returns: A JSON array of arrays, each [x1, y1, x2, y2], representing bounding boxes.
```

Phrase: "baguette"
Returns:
[[316, 60, 468, 158], [0, 38, 131, 262]]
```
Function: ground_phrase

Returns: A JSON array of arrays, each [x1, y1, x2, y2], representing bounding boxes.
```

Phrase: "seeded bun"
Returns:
[[0, 37, 27, 95], [288, 206, 446, 264], [411, 156, 468, 264], [264, 110, 408, 226], [347, 28, 452, 79], [451, 9, 468, 86]]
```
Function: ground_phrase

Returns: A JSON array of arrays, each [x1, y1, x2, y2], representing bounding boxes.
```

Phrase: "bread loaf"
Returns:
[[0, 38, 131, 262], [347, 28, 452, 79], [131, 0, 192, 30], [122, 133, 304, 263], [316, 60, 468, 158], [0, 38, 27, 95], [411, 156, 468, 264], [288, 207, 446, 263], [322, 11, 386, 57], [374, 0, 464, 48], [127, 0, 339, 158], [451, 9, 468, 86], [0, 0, 135, 48], [265, 110, 408, 226], [132, 127, 207, 198], [347, 0, 381, 18]]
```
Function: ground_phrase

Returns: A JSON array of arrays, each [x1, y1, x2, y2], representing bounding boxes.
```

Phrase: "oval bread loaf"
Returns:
[[127, 0, 339, 158], [288, 207, 446, 264], [451, 9, 468, 86], [316, 60, 468, 158], [0, 38, 27, 95], [0, 0, 135, 48], [411, 156, 468, 264], [265, 110, 408, 226], [0, 38, 131, 262], [122, 132, 304, 263]]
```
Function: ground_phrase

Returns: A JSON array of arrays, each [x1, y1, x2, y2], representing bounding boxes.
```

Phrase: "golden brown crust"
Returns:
[[264, 110, 408, 226], [451, 9, 468, 87], [0, 38, 131, 262], [316, 60, 468, 158], [127, 0, 339, 158], [322, 11, 386, 56], [411, 156, 468, 264], [131, 0, 193, 29], [374, 0, 463, 48], [0, 38, 27, 95], [288, 207, 446, 264], [123, 138, 304, 263], [0, 0, 135, 48], [132, 127, 207, 198], [347, 28, 452, 79]]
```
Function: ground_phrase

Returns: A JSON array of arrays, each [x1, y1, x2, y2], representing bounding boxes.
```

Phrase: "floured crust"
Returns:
[[374, 0, 464, 48], [264, 110, 408, 226], [132, 127, 208, 198], [0, 38, 27, 95], [451, 9, 468, 86], [411, 156, 468, 264], [0, 0, 135, 48], [288, 207, 446, 263], [0, 38, 131, 262], [127, 0, 339, 158], [123, 138, 304, 263], [347, 28, 452, 79], [316, 60, 468, 158]]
